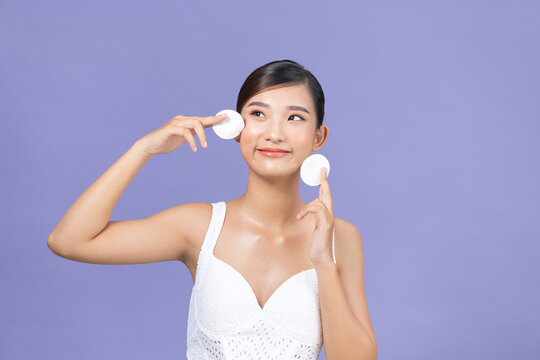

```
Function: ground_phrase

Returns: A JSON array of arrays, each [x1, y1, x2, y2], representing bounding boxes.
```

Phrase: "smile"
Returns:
[[256, 149, 291, 158]]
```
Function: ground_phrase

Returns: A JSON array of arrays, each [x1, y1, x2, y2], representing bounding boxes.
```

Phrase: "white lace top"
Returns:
[[186, 201, 336, 359]]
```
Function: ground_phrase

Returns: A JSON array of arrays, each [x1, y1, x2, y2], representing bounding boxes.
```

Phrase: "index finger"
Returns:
[[200, 113, 228, 128], [319, 167, 333, 212]]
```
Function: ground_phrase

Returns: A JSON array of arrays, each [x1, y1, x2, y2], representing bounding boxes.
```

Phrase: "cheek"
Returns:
[[291, 129, 313, 145], [240, 121, 263, 139], [238, 124, 259, 150]]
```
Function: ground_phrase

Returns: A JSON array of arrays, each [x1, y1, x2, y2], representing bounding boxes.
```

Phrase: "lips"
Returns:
[[257, 148, 291, 153], [256, 148, 291, 158]]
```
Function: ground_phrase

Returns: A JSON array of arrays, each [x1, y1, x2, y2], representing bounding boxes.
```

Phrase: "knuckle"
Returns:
[[195, 122, 205, 133]]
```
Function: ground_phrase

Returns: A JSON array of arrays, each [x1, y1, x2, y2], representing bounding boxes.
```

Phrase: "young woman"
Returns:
[[48, 60, 377, 359]]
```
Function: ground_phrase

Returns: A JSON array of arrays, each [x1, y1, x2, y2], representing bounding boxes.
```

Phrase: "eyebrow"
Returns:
[[246, 101, 311, 115]]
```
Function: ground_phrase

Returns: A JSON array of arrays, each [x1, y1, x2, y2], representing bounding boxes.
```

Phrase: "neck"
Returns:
[[235, 168, 306, 232]]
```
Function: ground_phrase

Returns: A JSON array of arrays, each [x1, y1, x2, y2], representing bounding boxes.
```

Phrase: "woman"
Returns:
[[47, 59, 377, 359]]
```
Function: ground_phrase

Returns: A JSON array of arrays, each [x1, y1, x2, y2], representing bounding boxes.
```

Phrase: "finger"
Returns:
[[318, 168, 326, 198], [182, 128, 198, 152], [201, 113, 228, 128], [298, 203, 334, 229], [296, 205, 312, 220], [297, 202, 320, 220], [296, 200, 313, 220], [192, 120, 207, 148], [319, 167, 333, 213]]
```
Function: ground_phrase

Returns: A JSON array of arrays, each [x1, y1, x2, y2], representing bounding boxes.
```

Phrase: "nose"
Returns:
[[264, 117, 286, 143]]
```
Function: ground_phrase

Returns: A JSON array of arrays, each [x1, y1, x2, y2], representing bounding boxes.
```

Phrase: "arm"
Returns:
[[47, 139, 195, 264], [316, 220, 377, 360], [48, 140, 151, 248], [47, 113, 227, 264]]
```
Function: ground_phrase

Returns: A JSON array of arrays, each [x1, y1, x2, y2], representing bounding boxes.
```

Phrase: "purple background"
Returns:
[[1, 0, 539, 359]]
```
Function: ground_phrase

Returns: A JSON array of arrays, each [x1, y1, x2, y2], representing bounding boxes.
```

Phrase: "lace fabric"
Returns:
[[186, 201, 336, 359]]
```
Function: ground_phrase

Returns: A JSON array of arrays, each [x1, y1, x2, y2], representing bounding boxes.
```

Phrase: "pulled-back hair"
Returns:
[[236, 60, 325, 130]]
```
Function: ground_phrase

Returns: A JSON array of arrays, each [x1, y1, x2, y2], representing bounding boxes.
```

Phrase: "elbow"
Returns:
[[47, 234, 69, 258], [47, 235, 60, 255]]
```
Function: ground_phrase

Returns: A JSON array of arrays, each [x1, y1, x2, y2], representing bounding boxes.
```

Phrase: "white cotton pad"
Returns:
[[213, 109, 245, 139], [300, 154, 330, 186]]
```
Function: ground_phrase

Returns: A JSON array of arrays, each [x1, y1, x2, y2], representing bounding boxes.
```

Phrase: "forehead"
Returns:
[[248, 84, 314, 110]]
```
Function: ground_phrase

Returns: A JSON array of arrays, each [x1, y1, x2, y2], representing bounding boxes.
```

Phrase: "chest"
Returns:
[[186, 209, 318, 310], [185, 201, 327, 347]]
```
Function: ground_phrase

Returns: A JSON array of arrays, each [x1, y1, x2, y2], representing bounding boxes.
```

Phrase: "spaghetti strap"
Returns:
[[198, 201, 226, 264], [332, 228, 336, 264]]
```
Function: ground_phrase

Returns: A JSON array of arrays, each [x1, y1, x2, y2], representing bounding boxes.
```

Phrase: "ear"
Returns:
[[312, 125, 329, 151]]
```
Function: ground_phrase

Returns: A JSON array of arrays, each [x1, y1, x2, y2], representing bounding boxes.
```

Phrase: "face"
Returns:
[[235, 83, 328, 177]]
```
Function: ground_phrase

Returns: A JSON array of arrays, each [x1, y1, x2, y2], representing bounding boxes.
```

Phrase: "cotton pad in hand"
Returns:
[[213, 109, 245, 139], [300, 154, 330, 186]]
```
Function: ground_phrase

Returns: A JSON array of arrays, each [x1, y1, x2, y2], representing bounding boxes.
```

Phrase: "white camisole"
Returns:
[[186, 201, 336, 359]]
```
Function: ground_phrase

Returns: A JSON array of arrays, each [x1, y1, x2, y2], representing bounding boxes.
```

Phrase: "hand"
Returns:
[[137, 113, 228, 156], [296, 167, 335, 267]]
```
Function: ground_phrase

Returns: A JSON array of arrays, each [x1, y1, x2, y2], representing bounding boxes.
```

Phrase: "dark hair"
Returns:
[[236, 59, 325, 130]]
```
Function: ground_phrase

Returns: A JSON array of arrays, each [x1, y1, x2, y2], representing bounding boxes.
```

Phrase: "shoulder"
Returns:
[[333, 217, 364, 268], [178, 201, 213, 245], [167, 201, 213, 263], [334, 217, 362, 241]]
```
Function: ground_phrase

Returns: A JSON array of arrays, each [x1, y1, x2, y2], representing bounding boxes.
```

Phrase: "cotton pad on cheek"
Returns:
[[300, 154, 330, 186], [213, 109, 245, 139]]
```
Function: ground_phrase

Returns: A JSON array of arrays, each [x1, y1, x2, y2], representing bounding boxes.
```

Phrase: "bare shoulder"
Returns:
[[178, 201, 213, 266], [177, 201, 212, 246], [334, 217, 359, 231], [334, 217, 361, 239], [333, 217, 364, 266]]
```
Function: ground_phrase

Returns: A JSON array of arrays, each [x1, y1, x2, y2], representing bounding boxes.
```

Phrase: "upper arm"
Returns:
[[335, 218, 377, 353], [48, 202, 208, 265]]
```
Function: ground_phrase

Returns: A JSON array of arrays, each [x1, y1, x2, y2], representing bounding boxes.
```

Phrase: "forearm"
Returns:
[[48, 139, 153, 247], [316, 261, 377, 360]]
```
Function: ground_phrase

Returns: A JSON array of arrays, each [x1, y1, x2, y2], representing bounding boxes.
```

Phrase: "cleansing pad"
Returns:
[[213, 109, 245, 139], [300, 154, 331, 186]]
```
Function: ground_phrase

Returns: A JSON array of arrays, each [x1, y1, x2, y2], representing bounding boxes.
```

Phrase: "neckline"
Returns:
[[210, 201, 316, 311]]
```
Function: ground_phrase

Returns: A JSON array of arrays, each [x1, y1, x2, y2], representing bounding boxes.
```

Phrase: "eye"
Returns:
[[289, 114, 305, 121], [249, 110, 304, 121]]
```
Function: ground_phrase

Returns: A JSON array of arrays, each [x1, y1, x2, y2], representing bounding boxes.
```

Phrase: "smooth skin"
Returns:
[[47, 83, 376, 356], [47, 112, 228, 265]]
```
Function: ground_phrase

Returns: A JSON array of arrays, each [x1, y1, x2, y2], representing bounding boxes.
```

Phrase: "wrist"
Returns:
[[132, 139, 154, 160]]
